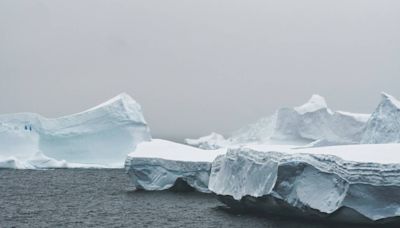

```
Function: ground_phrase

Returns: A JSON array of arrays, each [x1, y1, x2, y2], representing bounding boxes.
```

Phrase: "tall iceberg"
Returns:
[[0, 93, 151, 168], [361, 93, 400, 144]]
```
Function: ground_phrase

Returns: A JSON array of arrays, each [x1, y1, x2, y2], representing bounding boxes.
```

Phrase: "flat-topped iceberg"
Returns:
[[0, 93, 151, 169], [125, 139, 226, 192], [209, 144, 400, 224]]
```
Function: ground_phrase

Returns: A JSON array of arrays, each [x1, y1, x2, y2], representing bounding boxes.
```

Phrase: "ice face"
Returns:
[[361, 93, 400, 144], [0, 93, 151, 168], [125, 139, 400, 223], [209, 146, 400, 223], [125, 139, 226, 192], [125, 157, 213, 192]]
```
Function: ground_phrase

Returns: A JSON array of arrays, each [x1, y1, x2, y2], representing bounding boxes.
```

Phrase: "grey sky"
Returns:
[[1, 0, 399, 141]]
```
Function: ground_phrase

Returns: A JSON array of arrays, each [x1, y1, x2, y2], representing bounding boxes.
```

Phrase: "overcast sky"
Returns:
[[1, 0, 399, 140]]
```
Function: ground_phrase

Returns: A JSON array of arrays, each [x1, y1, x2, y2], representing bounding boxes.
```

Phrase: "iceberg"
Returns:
[[209, 144, 400, 224], [187, 95, 369, 149], [0, 93, 151, 168], [361, 93, 400, 144], [125, 139, 226, 192], [229, 95, 370, 146]]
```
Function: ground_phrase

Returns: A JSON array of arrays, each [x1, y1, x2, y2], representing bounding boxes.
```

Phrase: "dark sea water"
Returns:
[[0, 169, 369, 228]]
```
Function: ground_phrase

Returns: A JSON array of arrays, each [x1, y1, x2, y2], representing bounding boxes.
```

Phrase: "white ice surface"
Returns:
[[248, 143, 400, 164], [128, 139, 226, 162], [294, 94, 330, 114]]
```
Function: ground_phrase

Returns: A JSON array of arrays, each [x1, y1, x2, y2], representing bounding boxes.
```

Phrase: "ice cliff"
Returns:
[[209, 144, 400, 224], [125, 138, 400, 223], [0, 93, 151, 168], [125, 139, 226, 192]]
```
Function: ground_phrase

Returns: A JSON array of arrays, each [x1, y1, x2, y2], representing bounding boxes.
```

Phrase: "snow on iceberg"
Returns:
[[188, 95, 369, 149], [361, 92, 400, 144], [0, 93, 151, 168], [209, 144, 400, 224], [125, 139, 226, 192], [185, 132, 228, 149]]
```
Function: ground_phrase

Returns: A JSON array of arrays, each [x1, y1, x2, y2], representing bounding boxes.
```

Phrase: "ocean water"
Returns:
[[0, 169, 367, 228]]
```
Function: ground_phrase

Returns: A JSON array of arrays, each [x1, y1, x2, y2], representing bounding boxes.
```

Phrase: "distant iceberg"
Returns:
[[187, 94, 370, 149], [187, 93, 400, 149], [0, 93, 151, 169], [185, 132, 227, 150]]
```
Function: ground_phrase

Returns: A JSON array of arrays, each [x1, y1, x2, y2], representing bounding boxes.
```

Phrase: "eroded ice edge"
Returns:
[[125, 138, 400, 223], [125, 139, 226, 192], [0, 93, 151, 169], [209, 144, 400, 224]]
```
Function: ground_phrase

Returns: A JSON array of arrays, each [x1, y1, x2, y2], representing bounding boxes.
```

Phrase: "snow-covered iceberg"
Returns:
[[209, 144, 400, 224], [0, 93, 151, 169], [187, 95, 369, 149], [361, 93, 400, 144], [125, 139, 226, 192]]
